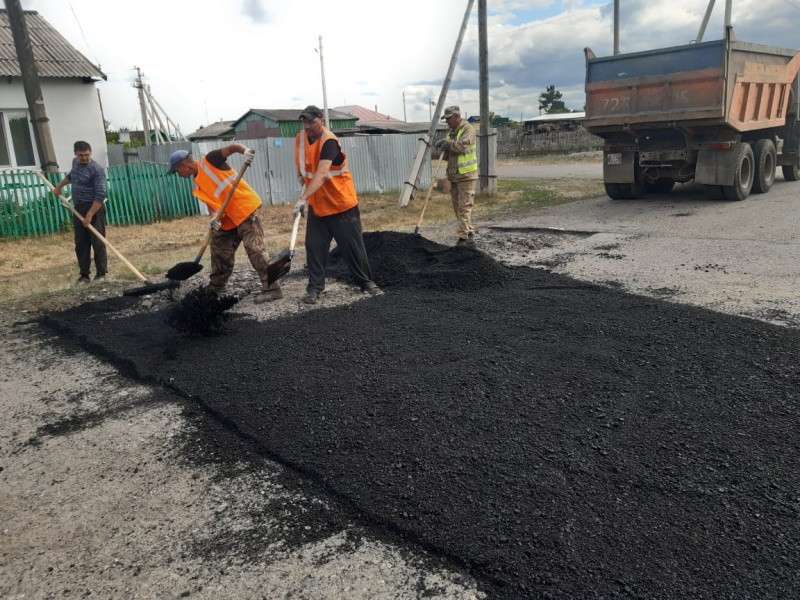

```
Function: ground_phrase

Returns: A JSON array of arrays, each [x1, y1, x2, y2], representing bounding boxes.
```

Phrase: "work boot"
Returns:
[[455, 237, 475, 248], [302, 290, 320, 305], [206, 284, 225, 296], [93, 274, 106, 283], [75, 275, 90, 285], [254, 284, 283, 304], [362, 282, 384, 296]]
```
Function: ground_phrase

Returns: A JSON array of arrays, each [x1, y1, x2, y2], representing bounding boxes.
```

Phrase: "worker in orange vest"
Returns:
[[293, 105, 382, 305], [167, 144, 282, 303]]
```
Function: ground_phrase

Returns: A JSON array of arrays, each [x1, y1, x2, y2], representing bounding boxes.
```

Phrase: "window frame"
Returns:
[[0, 110, 39, 169]]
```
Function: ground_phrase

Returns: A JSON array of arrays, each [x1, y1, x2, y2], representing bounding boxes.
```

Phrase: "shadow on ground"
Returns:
[[41, 232, 800, 599]]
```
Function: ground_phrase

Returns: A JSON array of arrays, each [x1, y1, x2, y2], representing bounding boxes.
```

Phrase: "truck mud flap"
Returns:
[[696, 147, 738, 186], [603, 150, 636, 183]]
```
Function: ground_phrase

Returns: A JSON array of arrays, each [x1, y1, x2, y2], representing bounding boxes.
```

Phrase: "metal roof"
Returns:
[[0, 10, 106, 80], [187, 120, 235, 140], [525, 111, 585, 122], [334, 105, 404, 123], [243, 108, 356, 124]]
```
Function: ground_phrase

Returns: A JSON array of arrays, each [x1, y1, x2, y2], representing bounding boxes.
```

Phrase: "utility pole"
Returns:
[[133, 67, 152, 146], [403, 91, 407, 122], [6, 0, 59, 171], [398, 0, 475, 207], [478, 0, 493, 194], [318, 36, 330, 129]]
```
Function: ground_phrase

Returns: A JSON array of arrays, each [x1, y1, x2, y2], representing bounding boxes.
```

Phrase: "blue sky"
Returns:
[[20, 0, 800, 133]]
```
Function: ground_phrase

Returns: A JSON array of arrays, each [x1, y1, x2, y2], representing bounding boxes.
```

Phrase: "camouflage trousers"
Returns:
[[209, 207, 273, 290], [449, 178, 476, 239]]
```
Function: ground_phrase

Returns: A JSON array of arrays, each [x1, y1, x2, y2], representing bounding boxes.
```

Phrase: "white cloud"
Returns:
[[19, 0, 800, 131]]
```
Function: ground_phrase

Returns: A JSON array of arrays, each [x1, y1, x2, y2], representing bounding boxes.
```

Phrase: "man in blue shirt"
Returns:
[[53, 141, 108, 284]]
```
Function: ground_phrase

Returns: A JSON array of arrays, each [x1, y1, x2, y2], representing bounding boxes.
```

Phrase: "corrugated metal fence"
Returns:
[[111, 134, 429, 206]]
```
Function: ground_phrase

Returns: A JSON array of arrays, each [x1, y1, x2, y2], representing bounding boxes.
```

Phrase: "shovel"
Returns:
[[37, 172, 178, 297], [166, 160, 250, 281], [267, 210, 302, 285], [414, 149, 446, 234]]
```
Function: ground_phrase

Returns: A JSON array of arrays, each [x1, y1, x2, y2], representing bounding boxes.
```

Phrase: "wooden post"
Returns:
[[6, 0, 59, 172]]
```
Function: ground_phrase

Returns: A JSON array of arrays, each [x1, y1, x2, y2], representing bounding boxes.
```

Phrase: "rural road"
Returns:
[[495, 160, 603, 180], [482, 168, 800, 328]]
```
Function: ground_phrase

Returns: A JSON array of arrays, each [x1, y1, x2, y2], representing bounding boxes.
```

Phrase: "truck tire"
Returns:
[[704, 185, 725, 200], [752, 139, 776, 193], [782, 164, 800, 181], [722, 143, 754, 201], [605, 181, 646, 199], [646, 178, 675, 193], [604, 183, 625, 199]]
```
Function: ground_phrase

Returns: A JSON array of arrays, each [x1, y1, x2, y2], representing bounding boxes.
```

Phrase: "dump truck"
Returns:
[[583, 29, 800, 200]]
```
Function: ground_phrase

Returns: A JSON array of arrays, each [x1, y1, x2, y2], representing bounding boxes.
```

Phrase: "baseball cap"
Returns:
[[299, 105, 324, 120], [441, 105, 461, 120], [167, 149, 190, 175]]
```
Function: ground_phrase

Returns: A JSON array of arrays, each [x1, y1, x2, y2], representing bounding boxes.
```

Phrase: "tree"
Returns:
[[538, 84, 569, 114]]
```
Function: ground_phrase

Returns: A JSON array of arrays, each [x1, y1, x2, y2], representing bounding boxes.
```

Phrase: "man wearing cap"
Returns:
[[167, 144, 283, 303], [293, 105, 381, 305], [435, 105, 478, 247]]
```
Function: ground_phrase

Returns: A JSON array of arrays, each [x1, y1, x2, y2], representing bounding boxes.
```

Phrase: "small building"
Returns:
[[0, 9, 107, 168], [230, 108, 357, 140], [187, 120, 235, 142]]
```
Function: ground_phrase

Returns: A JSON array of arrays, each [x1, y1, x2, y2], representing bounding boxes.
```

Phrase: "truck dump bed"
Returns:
[[584, 38, 800, 134]]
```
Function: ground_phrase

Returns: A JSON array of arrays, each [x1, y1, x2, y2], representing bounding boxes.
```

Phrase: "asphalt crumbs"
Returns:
[[41, 231, 800, 599]]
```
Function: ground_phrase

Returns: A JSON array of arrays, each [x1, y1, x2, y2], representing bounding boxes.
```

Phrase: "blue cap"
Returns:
[[167, 150, 190, 175]]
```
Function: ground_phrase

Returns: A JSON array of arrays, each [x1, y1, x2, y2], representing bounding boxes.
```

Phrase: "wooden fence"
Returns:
[[497, 129, 603, 156], [0, 163, 197, 238]]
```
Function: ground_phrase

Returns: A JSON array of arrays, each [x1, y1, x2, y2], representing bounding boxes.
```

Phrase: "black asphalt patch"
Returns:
[[41, 231, 800, 599]]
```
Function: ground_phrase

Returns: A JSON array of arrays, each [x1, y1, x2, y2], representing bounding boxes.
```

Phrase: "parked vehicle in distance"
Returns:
[[583, 28, 800, 200]]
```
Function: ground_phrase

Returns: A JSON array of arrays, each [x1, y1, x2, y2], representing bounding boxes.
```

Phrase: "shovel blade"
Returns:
[[267, 249, 292, 285], [166, 261, 204, 281]]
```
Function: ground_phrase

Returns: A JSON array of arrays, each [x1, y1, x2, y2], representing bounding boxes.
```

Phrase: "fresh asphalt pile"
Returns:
[[41, 232, 800, 599]]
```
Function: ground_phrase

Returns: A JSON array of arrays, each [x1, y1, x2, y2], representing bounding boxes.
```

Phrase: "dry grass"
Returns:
[[0, 176, 603, 309]]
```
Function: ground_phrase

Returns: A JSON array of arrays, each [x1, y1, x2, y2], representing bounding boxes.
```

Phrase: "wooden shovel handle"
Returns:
[[193, 160, 251, 262], [37, 172, 148, 282], [415, 150, 445, 231]]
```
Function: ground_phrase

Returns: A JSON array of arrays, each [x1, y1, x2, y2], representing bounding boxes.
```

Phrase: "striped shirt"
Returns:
[[66, 158, 106, 205]]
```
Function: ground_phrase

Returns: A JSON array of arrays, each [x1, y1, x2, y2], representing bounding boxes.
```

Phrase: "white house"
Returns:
[[0, 9, 107, 170]]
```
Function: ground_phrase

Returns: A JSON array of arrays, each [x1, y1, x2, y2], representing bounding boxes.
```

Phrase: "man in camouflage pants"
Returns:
[[167, 144, 282, 303]]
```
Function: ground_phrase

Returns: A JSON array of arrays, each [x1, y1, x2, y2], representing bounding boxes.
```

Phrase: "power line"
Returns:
[[67, 0, 100, 66]]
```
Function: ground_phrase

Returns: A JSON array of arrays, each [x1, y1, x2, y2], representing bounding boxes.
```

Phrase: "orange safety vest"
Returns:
[[192, 156, 261, 230], [295, 128, 358, 217]]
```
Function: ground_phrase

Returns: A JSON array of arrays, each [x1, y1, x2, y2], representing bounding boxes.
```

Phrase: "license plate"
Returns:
[[607, 153, 622, 165]]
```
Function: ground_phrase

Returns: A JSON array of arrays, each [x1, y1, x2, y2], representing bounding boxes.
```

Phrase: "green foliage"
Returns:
[[539, 84, 569, 114]]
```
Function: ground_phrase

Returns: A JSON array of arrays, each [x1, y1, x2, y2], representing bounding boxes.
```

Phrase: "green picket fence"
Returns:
[[0, 163, 199, 238]]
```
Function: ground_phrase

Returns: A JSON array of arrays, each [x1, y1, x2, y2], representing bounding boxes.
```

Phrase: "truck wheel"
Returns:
[[604, 183, 625, 199], [722, 143, 754, 201], [752, 139, 776, 193], [782, 164, 800, 181], [646, 178, 675, 193], [624, 181, 647, 198], [704, 185, 725, 200]]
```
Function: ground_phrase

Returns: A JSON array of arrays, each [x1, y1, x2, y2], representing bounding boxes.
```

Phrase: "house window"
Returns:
[[0, 111, 37, 167]]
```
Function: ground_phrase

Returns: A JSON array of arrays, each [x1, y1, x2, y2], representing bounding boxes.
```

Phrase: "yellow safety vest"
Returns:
[[447, 124, 478, 175]]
